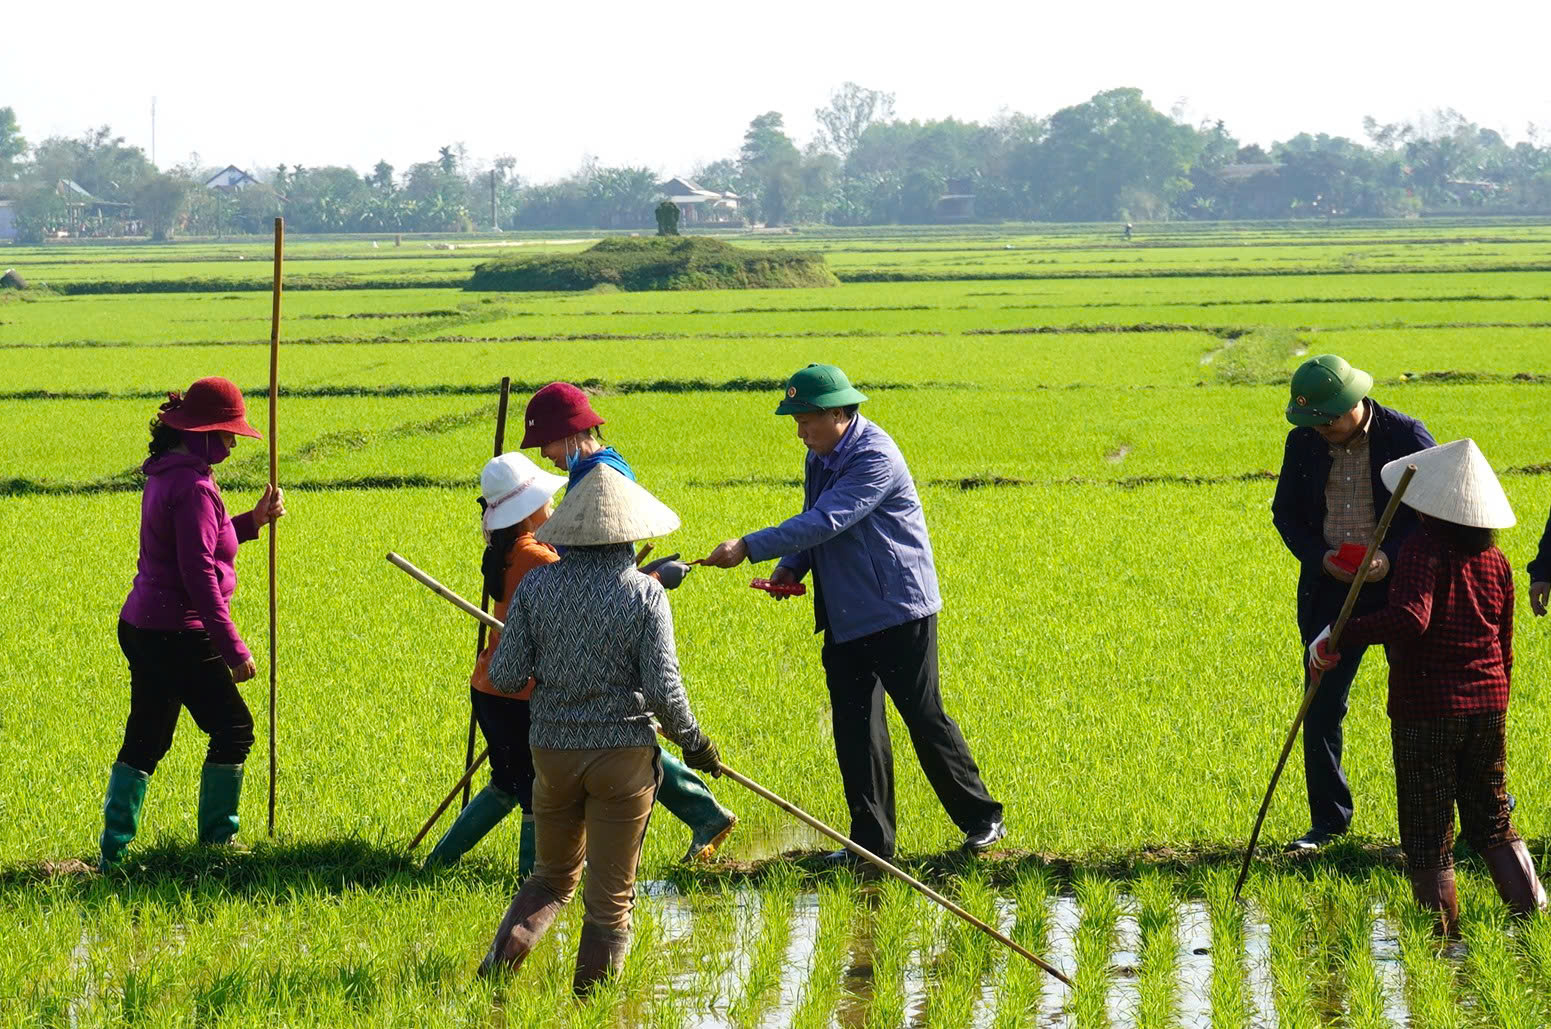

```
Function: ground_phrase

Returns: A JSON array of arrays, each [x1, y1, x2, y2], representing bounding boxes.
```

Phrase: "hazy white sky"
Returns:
[[6, 0, 1549, 183]]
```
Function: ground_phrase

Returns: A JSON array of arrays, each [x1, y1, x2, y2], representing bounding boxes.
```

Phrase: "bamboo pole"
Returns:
[[1232, 464, 1417, 900], [267, 217, 283, 838], [387, 553, 503, 632], [719, 763, 1071, 986], [464, 377, 512, 808]]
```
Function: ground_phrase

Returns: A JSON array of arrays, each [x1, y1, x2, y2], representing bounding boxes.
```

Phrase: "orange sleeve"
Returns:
[[471, 539, 559, 698]]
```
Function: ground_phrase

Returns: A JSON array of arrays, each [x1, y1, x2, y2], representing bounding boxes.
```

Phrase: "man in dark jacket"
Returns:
[[701, 364, 1005, 860], [1529, 507, 1550, 618], [1272, 355, 1436, 851]]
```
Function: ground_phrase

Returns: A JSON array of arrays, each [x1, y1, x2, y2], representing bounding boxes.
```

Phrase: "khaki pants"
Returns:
[[529, 746, 661, 933]]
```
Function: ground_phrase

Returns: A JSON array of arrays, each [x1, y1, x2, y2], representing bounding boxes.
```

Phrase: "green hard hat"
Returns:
[[1285, 354, 1373, 427], [775, 363, 868, 415]]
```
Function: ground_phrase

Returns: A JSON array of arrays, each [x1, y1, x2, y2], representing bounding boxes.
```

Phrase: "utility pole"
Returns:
[[490, 169, 499, 232], [151, 97, 157, 167]]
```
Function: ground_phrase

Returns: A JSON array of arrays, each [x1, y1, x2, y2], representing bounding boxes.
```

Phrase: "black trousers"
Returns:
[[116, 619, 255, 774], [470, 687, 535, 812], [821, 614, 1002, 857], [1296, 577, 1386, 835]]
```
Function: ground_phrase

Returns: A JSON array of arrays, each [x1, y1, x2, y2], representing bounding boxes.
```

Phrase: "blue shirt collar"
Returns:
[[819, 415, 863, 472]]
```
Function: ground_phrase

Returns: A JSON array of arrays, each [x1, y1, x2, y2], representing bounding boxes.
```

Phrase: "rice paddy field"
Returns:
[[1, 220, 1549, 1026]]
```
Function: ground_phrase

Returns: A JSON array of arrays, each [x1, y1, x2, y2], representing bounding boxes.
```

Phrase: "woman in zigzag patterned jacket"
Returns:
[[478, 465, 723, 994]]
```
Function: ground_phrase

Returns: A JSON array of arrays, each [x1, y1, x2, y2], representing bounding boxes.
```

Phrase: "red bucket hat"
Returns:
[[520, 382, 603, 449], [156, 377, 263, 438]]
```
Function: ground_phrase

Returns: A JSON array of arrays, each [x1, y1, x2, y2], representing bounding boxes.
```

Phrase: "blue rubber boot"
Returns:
[[100, 762, 149, 871], [425, 785, 518, 869], [197, 763, 244, 845], [656, 749, 737, 862]]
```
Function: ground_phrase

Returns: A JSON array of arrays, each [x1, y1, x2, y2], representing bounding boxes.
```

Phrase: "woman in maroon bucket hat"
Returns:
[[99, 377, 286, 871]]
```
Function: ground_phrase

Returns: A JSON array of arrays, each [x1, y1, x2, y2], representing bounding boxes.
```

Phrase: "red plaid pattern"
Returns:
[[1341, 526, 1513, 718], [1391, 714, 1517, 871]]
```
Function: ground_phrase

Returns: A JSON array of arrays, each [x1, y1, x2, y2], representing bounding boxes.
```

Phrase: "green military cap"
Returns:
[[1286, 355, 1373, 427], [775, 363, 868, 415]]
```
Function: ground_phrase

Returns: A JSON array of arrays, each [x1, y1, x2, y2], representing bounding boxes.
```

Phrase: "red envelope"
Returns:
[[1333, 543, 1368, 574]]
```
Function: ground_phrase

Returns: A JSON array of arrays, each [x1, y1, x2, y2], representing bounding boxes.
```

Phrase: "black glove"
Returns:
[[682, 738, 722, 777], [642, 553, 693, 590]]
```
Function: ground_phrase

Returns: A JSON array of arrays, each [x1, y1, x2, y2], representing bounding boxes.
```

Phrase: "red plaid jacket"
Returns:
[[1341, 526, 1513, 718]]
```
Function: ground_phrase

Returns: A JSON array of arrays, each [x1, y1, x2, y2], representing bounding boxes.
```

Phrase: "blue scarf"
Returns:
[[568, 447, 635, 489]]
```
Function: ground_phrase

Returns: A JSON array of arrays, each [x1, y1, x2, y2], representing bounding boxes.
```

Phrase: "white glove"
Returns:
[[1307, 625, 1340, 672]]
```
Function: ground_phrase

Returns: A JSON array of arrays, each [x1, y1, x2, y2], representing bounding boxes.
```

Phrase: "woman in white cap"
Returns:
[[480, 465, 722, 995], [1309, 439, 1544, 932], [423, 453, 566, 872]]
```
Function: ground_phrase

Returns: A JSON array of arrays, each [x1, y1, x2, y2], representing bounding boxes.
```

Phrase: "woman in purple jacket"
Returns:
[[100, 377, 285, 870]]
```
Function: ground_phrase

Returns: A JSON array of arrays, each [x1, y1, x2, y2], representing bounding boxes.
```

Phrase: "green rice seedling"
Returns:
[[1253, 874, 1319, 1029], [863, 879, 918, 1029], [791, 875, 858, 1029], [1330, 877, 1389, 1029], [920, 869, 999, 1027], [1132, 871, 1180, 1029], [1392, 895, 1465, 1029], [1200, 868, 1251, 1029], [728, 866, 798, 1028], [1517, 902, 1551, 998], [677, 881, 741, 1023], [993, 867, 1055, 1029], [1071, 873, 1121, 1029], [1460, 882, 1544, 1029]]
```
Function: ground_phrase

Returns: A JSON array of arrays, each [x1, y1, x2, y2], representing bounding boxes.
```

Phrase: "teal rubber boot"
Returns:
[[99, 762, 149, 871], [425, 785, 518, 870], [656, 749, 738, 862], [517, 814, 536, 878], [197, 763, 244, 845]]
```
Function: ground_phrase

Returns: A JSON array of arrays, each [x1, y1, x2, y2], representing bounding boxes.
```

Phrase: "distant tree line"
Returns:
[[4, 90, 1551, 240]]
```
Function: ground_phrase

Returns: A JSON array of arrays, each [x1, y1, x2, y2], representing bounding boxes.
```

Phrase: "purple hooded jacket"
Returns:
[[120, 452, 257, 666]]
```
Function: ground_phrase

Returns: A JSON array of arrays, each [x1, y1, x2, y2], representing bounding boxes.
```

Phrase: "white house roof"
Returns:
[[205, 165, 260, 188]]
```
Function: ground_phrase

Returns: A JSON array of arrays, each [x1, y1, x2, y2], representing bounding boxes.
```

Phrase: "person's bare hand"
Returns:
[[231, 658, 257, 683], [252, 484, 286, 528], [1531, 581, 1550, 617], [701, 538, 749, 568], [1322, 550, 1355, 583], [767, 565, 799, 601], [1366, 551, 1390, 582]]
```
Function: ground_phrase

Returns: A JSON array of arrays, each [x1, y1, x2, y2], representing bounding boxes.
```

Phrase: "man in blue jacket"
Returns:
[[1272, 355, 1435, 852], [702, 364, 1005, 860]]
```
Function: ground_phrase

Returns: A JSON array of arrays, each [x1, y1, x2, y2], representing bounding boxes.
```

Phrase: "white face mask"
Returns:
[[565, 435, 584, 470]]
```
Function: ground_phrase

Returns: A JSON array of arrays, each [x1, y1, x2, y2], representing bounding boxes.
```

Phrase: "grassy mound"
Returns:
[[466, 236, 839, 292]]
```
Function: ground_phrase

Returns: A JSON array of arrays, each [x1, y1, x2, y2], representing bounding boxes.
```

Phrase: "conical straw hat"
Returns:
[[535, 465, 681, 546], [1381, 439, 1515, 530]]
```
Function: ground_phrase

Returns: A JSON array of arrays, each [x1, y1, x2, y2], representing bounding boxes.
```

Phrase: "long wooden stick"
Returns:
[[410, 747, 492, 851], [387, 553, 504, 632], [465, 377, 513, 809], [1232, 464, 1417, 900], [267, 217, 283, 838], [719, 763, 1072, 986]]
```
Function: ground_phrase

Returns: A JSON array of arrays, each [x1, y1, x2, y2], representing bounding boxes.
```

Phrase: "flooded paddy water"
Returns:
[[636, 881, 1440, 1028]]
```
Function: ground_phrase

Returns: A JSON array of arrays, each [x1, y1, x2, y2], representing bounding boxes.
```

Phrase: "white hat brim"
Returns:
[[484, 469, 567, 532], [1381, 438, 1516, 530], [535, 465, 680, 546]]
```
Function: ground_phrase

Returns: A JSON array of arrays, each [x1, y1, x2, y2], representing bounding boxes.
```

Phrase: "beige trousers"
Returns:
[[529, 746, 661, 933]]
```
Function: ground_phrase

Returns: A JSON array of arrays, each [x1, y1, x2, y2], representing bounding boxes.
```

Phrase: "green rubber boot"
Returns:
[[198, 763, 244, 845], [425, 785, 518, 870], [656, 749, 738, 862], [99, 762, 149, 871], [517, 814, 536, 878]]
